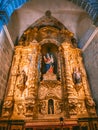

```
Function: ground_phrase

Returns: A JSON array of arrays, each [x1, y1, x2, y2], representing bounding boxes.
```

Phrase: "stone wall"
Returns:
[[0, 29, 13, 106], [83, 33, 98, 113]]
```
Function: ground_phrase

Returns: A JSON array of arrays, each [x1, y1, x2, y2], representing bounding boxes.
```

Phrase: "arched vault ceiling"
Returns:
[[0, 0, 98, 30]]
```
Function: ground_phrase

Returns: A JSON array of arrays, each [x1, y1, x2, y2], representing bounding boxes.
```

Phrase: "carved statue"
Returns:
[[48, 103, 54, 114], [43, 53, 54, 74], [72, 67, 82, 84], [16, 70, 27, 93]]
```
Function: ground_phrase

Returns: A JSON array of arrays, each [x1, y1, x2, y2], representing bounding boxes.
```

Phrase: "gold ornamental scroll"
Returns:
[[24, 40, 41, 119], [11, 45, 29, 119], [61, 40, 79, 117]]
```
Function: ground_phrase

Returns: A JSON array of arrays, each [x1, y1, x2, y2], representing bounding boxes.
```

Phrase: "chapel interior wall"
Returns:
[[0, 30, 13, 107]]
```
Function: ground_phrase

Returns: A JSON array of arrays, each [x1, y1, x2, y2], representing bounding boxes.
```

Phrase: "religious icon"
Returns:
[[43, 53, 54, 74]]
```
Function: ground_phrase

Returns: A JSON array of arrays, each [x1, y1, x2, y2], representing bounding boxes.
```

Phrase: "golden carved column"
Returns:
[[11, 45, 31, 120], [61, 38, 96, 118], [7, 40, 41, 120], [61, 40, 78, 117], [25, 40, 41, 118], [69, 47, 88, 117], [2, 39, 41, 120], [2, 46, 23, 118]]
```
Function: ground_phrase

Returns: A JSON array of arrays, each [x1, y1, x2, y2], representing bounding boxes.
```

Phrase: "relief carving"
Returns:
[[38, 101, 47, 115], [77, 101, 87, 115], [25, 98, 35, 117], [68, 98, 78, 115], [2, 99, 14, 117], [85, 97, 96, 115], [38, 81, 62, 100], [16, 103, 25, 115], [55, 101, 63, 114]]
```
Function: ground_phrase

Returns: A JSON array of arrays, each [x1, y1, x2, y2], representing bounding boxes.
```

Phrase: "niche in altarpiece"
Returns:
[[41, 43, 59, 80]]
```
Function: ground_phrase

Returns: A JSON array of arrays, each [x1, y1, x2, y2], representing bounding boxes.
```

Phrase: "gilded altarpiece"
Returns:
[[0, 12, 98, 130]]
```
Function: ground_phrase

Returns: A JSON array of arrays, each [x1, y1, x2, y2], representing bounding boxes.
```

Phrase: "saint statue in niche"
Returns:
[[43, 53, 54, 74], [48, 99, 54, 114], [72, 67, 82, 84], [16, 70, 27, 92]]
